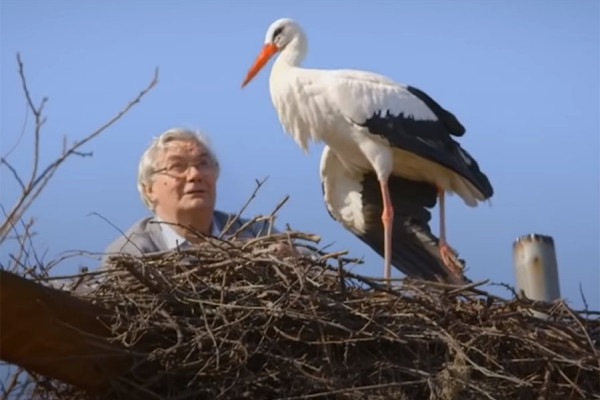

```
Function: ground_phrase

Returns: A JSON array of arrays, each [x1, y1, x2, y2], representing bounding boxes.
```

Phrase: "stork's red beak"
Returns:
[[241, 43, 278, 88]]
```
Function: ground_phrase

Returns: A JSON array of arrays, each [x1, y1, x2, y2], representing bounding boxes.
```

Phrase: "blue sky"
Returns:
[[1, 0, 598, 310]]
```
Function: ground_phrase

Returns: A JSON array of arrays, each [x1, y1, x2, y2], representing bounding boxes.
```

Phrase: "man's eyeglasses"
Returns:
[[153, 158, 216, 177]]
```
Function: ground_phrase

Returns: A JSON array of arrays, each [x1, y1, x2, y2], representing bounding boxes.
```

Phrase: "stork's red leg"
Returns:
[[380, 179, 393, 282], [437, 188, 464, 283], [438, 188, 446, 243]]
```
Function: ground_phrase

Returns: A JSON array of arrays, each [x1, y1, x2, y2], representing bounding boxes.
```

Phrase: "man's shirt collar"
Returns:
[[155, 214, 223, 250]]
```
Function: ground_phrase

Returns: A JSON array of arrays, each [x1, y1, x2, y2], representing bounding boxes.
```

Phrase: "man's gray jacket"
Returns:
[[101, 210, 274, 266]]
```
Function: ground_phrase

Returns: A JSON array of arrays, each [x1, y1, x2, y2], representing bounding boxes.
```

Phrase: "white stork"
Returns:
[[241, 18, 493, 284]]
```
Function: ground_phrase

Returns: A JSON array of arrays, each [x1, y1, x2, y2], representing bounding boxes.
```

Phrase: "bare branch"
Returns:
[[71, 150, 93, 157], [17, 53, 46, 190], [0, 55, 159, 243], [0, 367, 25, 400], [16, 53, 43, 118], [0, 205, 34, 273], [30, 66, 158, 190], [11, 219, 36, 274], [579, 282, 589, 312], [219, 176, 268, 238], [0, 157, 25, 191], [87, 211, 145, 260]]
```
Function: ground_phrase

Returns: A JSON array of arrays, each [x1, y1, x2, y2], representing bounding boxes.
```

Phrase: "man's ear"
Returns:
[[144, 183, 156, 205]]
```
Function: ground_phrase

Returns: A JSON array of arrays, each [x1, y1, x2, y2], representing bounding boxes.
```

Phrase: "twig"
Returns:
[[579, 282, 589, 313], [277, 379, 428, 399], [447, 279, 490, 295], [0, 158, 25, 191], [0, 367, 24, 400], [88, 211, 144, 262], [219, 177, 268, 238], [262, 194, 290, 236]]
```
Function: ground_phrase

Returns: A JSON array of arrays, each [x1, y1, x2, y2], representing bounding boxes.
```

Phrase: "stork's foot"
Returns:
[[439, 242, 466, 283]]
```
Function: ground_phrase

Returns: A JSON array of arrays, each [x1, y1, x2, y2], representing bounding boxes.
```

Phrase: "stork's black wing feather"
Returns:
[[354, 86, 493, 199], [357, 172, 468, 283], [405, 86, 466, 136]]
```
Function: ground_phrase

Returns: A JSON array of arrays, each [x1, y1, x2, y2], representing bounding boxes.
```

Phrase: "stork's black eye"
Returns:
[[272, 26, 284, 41]]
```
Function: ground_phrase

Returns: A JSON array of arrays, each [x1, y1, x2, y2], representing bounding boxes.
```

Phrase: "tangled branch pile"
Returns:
[[21, 233, 600, 400]]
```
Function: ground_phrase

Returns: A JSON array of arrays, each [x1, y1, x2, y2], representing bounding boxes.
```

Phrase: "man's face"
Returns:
[[145, 140, 218, 220]]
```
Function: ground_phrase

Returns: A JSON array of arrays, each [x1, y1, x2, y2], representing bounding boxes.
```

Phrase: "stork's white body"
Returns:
[[269, 53, 483, 207]]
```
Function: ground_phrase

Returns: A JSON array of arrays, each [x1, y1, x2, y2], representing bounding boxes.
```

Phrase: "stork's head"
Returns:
[[241, 18, 305, 87], [264, 18, 300, 50]]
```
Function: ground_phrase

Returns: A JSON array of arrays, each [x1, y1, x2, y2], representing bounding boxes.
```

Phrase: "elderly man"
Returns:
[[102, 127, 282, 262]]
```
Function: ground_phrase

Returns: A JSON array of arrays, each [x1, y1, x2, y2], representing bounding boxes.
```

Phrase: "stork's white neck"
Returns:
[[276, 34, 307, 67]]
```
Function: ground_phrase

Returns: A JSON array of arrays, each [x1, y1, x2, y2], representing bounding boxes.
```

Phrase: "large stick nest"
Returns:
[[19, 232, 600, 399]]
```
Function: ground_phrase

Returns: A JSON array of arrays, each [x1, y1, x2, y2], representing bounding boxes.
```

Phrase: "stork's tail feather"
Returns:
[[454, 145, 494, 201], [357, 216, 470, 284], [393, 218, 469, 284]]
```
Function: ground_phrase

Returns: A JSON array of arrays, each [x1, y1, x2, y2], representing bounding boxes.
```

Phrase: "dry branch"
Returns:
[[0, 54, 159, 243], [3, 231, 597, 400]]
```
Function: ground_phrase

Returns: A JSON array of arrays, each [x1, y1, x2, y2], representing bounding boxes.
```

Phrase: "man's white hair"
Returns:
[[137, 127, 220, 210]]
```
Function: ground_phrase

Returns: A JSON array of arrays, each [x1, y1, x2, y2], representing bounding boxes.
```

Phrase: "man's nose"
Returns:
[[186, 164, 203, 180]]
